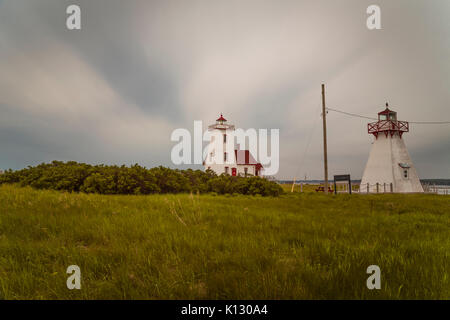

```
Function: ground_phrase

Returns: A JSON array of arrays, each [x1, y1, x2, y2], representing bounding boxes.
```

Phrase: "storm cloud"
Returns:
[[0, 0, 448, 179]]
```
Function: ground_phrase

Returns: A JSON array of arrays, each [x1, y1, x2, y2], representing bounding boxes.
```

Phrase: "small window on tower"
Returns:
[[380, 114, 387, 121], [403, 169, 408, 179], [223, 134, 227, 143], [224, 152, 227, 162]]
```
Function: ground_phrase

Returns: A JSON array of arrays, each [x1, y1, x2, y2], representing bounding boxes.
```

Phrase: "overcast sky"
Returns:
[[0, 0, 448, 179]]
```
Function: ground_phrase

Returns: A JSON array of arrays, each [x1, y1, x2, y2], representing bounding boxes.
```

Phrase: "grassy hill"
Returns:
[[0, 184, 448, 299]]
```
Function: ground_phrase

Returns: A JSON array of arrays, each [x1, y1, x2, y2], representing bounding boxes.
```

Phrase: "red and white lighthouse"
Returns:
[[203, 114, 263, 177], [360, 104, 424, 193]]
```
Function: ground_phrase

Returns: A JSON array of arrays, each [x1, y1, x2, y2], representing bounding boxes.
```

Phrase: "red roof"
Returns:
[[234, 150, 263, 169], [378, 103, 396, 115], [216, 114, 227, 122]]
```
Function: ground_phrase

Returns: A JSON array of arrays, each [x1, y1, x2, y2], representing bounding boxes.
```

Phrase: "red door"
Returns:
[[232, 168, 237, 176]]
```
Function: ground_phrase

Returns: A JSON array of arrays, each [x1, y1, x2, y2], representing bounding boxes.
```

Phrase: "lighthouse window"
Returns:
[[224, 152, 227, 162], [223, 134, 227, 143], [403, 169, 409, 179], [380, 114, 387, 120]]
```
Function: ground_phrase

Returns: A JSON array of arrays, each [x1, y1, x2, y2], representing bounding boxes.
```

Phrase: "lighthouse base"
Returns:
[[360, 133, 424, 193]]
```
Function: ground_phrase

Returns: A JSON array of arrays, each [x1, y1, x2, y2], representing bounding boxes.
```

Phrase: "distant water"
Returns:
[[421, 179, 450, 186]]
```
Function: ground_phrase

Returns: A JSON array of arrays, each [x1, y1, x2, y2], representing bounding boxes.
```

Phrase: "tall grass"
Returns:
[[0, 184, 448, 299]]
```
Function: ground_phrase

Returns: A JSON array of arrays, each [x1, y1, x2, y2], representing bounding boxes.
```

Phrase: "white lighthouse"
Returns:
[[360, 104, 424, 193], [203, 114, 263, 177]]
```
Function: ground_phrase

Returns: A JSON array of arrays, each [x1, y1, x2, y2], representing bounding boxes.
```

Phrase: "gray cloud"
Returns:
[[0, 0, 448, 179]]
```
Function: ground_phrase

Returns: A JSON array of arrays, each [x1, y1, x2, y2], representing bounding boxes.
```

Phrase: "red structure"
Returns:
[[234, 150, 263, 177], [216, 114, 227, 123], [368, 103, 409, 139], [205, 115, 264, 177], [315, 186, 333, 193]]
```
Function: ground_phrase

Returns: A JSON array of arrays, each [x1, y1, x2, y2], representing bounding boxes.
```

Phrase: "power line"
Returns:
[[293, 106, 321, 182], [408, 120, 450, 124], [327, 107, 377, 120], [327, 107, 450, 124]]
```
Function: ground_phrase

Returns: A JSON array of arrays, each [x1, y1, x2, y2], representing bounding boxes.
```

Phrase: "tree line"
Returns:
[[0, 161, 283, 196]]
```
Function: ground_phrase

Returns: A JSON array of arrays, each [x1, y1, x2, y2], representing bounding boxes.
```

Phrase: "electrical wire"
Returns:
[[327, 107, 450, 124], [292, 105, 321, 186], [326, 108, 377, 120]]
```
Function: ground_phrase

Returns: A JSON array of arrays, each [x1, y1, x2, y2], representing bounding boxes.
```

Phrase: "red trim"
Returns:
[[378, 103, 395, 115], [368, 119, 409, 139], [378, 108, 393, 115], [234, 150, 263, 169], [216, 114, 227, 122]]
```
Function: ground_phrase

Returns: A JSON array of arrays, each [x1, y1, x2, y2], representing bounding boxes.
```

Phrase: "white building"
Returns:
[[203, 114, 263, 177], [360, 104, 424, 193]]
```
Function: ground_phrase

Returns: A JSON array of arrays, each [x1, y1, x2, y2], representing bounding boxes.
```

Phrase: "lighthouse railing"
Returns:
[[368, 120, 409, 134]]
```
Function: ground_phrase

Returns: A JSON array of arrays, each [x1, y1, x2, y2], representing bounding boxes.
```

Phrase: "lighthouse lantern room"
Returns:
[[367, 104, 409, 139]]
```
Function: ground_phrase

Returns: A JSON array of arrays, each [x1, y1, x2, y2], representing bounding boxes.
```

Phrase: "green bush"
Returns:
[[0, 161, 283, 196]]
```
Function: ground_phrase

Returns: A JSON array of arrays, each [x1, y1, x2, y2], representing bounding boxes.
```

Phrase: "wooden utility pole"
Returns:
[[321, 84, 329, 194]]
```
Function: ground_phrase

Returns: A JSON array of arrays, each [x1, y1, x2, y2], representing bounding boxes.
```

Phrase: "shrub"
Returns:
[[0, 161, 283, 197]]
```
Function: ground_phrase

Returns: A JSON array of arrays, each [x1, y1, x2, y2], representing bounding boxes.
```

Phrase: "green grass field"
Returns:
[[0, 184, 448, 299]]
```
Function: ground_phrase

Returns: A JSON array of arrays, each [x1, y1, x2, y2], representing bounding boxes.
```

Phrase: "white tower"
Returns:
[[204, 114, 236, 175], [360, 104, 424, 193]]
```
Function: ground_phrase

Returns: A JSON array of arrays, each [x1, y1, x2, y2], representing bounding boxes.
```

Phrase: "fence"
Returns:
[[423, 185, 450, 195], [357, 183, 394, 194], [358, 183, 450, 195]]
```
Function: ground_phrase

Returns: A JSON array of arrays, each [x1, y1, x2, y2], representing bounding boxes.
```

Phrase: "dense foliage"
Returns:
[[0, 161, 283, 196]]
